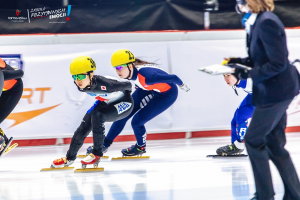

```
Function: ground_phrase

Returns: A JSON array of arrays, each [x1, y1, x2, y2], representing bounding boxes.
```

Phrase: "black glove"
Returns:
[[227, 57, 253, 68], [232, 68, 249, 80], [227, 58, 243, 64]]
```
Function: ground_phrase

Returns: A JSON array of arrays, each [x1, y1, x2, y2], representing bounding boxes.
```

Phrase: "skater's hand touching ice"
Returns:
[[179, 83, 190, 92]]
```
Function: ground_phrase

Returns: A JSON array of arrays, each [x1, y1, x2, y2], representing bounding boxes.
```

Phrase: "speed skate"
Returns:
[[0, 137, 18, 158], [112, 144, 150, 160], [112, 154, 150, 160], [77, 154, 109, 159], [74, 153, 104, 173], [207, 154, 248, 158]]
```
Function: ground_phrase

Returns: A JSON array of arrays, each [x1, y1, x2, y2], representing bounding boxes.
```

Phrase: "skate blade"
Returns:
[[74, 167, 104, 173], [112, 156, 150, 160], [40, 167, 74, 172], [206, 154, 248, 158], [3, 143, 18, 155], [77, 155, 109, 159]]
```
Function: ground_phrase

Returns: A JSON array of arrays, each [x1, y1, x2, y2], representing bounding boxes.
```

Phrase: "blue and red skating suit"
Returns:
[[105, 64, 183, 147], [231, 78, 255, 143]]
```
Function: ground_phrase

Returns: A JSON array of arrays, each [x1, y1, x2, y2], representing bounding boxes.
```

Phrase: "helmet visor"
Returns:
[[72, 74, 87, 81], [114, 64, 128, 71]]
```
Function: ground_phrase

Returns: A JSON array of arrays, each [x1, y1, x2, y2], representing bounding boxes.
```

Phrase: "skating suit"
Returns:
[[105, 64, 183, 147], [231, 79, 254, 143], [66, 75, 134, 160], [0, 58, 23, 124]]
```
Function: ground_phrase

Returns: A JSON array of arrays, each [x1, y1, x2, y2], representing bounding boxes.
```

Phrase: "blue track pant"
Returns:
[[231, 94, 254, 143], [105, 87, 178, 147]]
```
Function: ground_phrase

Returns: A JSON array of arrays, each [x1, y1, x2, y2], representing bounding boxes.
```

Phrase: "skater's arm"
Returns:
[[140, 69, 183, 86], [2, 70, 24, 80]]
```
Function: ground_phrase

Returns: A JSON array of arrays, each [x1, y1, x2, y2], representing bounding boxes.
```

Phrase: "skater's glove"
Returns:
[[232, 68, 250, 80], [179, 83, 190, 92], [222, 57, 243, 65], [223, 57, 253, 68]]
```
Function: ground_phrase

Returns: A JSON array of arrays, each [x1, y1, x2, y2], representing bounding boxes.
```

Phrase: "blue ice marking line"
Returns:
[[67, 5, 71, 16]]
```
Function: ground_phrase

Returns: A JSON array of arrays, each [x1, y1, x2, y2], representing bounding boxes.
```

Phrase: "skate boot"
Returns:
[[41, 157, 75, 171], [121, 144, 146, 157], [51, 157, 74, 168], [111, 144, 150, 160], [74, 153, 104, 172], [82, 145, 109, 159], [81, 153, 100, 167], [0, 135, 5, 152], [216, 143, 244, 156], [87, 145, 108, 154], [0, 128, 17, 157]]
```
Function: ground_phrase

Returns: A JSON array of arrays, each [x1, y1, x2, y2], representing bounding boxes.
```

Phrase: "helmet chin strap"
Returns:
[[232, 78, 240, 96], [125, 64, 132, 80]]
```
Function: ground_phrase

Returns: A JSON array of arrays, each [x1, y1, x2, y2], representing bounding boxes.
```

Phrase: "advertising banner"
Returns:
[[0, 36, 299, 139]]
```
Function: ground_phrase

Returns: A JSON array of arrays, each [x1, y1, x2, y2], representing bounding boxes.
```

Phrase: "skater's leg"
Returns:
[[104, 89, 150, 146], [131, 88, 178, 147], [230, 110, 238, 144], [235, 105, 254, 143], [66, 112, 92, 160], [90, 92, 134, 156], [265, 112, 300, 200], [91, 111, 106, 157], [244, 99, 292, 200], [0, 79, 23, 123]]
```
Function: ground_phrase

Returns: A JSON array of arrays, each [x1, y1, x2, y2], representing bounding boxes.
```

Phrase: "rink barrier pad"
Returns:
[[111, 156, 150, 160], [40, 167, 75, 171], [77, 155, 109, 159], [74, 167, 104, 173], [3, 143, 18, 155]]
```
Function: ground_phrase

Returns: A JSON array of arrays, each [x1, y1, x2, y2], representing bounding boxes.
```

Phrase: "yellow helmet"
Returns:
[[111, 49, 135, 67], [70, 56, 96, 75]]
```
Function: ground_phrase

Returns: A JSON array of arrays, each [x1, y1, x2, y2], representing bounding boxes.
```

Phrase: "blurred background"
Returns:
[[0, 0, 299, 146]]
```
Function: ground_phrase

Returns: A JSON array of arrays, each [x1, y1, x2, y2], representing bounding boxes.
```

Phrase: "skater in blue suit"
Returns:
[[216, 73, 254, 156], [87, 49, 190, 157]]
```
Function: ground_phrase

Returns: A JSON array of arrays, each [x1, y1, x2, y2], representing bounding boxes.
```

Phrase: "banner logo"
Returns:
[[114, 102, 132, 115], [0, 54, 24, 70], [28, 5, 71, 23], [8, 10, 27, 23]]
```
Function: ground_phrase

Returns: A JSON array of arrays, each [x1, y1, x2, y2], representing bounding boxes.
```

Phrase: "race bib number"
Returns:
[[114, 102, 132, 115]]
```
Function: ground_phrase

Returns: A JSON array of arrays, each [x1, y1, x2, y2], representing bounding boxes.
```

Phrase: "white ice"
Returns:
[[1, 133, 300, 200]]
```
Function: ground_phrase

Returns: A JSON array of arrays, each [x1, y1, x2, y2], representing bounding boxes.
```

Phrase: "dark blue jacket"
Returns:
[[247, 11, 299, 106]]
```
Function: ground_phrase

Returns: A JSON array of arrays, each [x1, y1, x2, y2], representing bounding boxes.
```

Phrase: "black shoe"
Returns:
[[250, 193, 274, 200], [216, 143, 243, 156]]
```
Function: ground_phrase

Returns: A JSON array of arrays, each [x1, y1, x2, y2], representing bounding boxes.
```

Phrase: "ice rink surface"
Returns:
[[1, 134, 300, 200]]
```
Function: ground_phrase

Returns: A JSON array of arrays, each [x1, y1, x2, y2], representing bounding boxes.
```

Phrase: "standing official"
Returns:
[[229, 0, 300, 199]]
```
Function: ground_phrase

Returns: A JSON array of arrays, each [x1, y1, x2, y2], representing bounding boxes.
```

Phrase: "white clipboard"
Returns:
[[198, 64, 251, 75]]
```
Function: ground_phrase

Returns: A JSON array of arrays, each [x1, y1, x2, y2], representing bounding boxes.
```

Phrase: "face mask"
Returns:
[[241, 12, 252, 28]]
